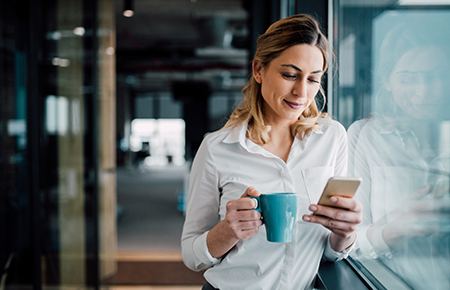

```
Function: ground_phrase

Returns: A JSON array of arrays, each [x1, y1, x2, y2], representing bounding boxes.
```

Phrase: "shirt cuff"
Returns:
[[193, 230, 221, 267], [367, 225, 393, 259], [323, 233, 356, 261]]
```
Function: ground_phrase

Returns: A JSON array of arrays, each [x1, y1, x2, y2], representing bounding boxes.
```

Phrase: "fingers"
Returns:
[[309, 204, 362, 224], [226, 205, 261, 221], [228, 223, 262, 240], [303, 196, 362, 238], [228, 216, 263, 230], [432, 184, 450, 198], [227, 196, 259, 211], [305, 214, 358, 236], [411, 198, 450, 213], [225, 188, 263, 240], [324, 195, 362, 213], [227, 187, 262, 215], [242, 186, 261, 197], [409, 184, 433, 199], [234, 187, 260, 210], [225, 204, 262, 240], [303, 211, 360, 239]]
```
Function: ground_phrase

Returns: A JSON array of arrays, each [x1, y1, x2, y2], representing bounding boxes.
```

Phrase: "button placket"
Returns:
[[275, 160, 295, 193], [274, 160, 297, 290]]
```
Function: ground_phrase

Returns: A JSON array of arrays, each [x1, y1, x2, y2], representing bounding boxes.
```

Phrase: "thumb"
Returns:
[[409, 185, 433, 200], [242, 186, 261, 198]]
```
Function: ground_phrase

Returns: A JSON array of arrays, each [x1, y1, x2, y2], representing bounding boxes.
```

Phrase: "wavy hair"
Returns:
[[223, 14, 330, 143]]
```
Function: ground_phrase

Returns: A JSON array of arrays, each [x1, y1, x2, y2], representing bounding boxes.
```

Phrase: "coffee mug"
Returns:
[[250, 193, 299, 243]]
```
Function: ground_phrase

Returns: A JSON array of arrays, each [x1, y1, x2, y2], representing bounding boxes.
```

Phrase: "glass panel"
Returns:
[[45, 0, 87, 286], [336, 1, 450, 289], [0, 1, 32, 287], [1, 0, 115, 288]]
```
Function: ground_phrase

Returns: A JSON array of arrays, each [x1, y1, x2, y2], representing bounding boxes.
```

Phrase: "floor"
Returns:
[[115, 164, 205, 289], [117, 164, 188, 253]]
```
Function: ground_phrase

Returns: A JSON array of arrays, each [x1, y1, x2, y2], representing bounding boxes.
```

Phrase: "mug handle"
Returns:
[[248, 196, 261, 212]]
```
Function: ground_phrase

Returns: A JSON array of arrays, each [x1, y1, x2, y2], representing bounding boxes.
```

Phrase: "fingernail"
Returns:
[[303, 216, 311, 222], [309, 205, 317, 212], [330, 197, 338, 203]]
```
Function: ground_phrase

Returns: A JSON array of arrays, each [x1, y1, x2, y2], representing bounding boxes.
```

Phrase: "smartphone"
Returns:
[[317, 177, 362, 207]]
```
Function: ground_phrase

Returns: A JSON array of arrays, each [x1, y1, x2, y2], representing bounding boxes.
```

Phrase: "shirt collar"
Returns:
[[290, 120, 324, 157], [222, 118, 324, 151], [222, 120, 248, 145], [373, 118, 413, 135], [371, 119, 419, 148]]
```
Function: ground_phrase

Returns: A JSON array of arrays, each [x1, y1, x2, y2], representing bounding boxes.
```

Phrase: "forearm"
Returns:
[[207, 219, 240, 258]]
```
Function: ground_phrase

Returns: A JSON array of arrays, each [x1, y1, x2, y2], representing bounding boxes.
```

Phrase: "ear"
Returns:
[[252, 60, 263, 84]]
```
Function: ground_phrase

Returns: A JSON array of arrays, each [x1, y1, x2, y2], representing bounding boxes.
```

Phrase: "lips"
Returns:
[[284, 100, 303, 110]]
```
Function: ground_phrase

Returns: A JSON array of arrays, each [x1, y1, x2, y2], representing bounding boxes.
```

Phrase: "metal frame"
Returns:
[[27, 0, 43, 287], [82, 0, 100, 287]]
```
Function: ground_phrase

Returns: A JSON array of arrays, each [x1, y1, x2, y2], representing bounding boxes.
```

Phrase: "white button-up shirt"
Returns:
[[348, 119, 450, 290], [182, 118, 352, 290]]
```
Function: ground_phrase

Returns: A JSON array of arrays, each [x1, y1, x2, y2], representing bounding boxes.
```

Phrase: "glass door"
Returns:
[[0, 0, 116, 288]]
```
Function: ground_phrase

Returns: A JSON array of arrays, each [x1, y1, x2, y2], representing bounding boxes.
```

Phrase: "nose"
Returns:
[[292, 78, 308, 99], [414, 75, 428, 98], [411, 74, 440, 104]]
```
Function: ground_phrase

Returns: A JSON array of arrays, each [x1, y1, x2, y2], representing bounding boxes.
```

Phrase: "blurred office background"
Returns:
[[1, 0, 449, 289]]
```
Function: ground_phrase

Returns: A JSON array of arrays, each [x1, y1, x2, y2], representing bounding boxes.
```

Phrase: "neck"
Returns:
[[250, 121, 295, 163], [268, 123, 294, 144]]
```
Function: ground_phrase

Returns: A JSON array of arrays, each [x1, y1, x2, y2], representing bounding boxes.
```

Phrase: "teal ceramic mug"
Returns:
[[250, 193, 299, 243]]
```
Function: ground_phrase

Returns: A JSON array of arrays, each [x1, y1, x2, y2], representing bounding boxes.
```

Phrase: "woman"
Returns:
[[182, 14, 362, 290]]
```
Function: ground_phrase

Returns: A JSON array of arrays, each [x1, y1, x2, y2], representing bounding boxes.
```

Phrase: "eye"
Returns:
[[282, 73, 297, 80], [308, 78, 320, 84], [397, 73, 417, 85]]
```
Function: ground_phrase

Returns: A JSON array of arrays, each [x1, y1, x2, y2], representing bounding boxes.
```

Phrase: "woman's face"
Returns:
[[387, 46, 450, 120], [254, 44, 324, 126]]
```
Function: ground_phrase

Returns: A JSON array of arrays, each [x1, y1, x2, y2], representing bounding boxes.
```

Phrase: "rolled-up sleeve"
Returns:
[[323, 233, 356, 261], [181, 136, 222, 271]]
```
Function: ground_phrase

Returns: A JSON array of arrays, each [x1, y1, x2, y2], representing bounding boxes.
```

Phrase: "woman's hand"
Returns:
[[224, 186, 263, 239], [372, 185, 450, 250], [207, 187, 263, 258], [302, 196, 363, 252]]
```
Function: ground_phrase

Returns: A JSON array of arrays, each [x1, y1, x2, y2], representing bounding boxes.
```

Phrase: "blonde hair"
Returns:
[[224, 14, 330, 143]]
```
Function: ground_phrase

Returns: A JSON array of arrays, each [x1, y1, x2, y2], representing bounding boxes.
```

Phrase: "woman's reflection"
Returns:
[[348, 18, 450, 289]]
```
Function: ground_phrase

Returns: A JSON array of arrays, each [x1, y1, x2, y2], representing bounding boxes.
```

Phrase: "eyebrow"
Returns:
[[282, 64, 323, 74], [394, 66, 448, 75], [394, 70, 415, 74]]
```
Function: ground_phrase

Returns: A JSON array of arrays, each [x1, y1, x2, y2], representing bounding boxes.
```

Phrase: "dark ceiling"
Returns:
[[115, 0, 250, 93]]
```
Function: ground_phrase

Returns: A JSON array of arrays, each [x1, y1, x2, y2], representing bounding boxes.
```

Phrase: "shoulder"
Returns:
[[196, 126, 239, 155], [192, 125, 241, 169], [348, 119, 368, 134], [201, 126, 234, 145], [317, 117, 346, 136], [353, 118, 388, 137], [347, 119, 370, 140]]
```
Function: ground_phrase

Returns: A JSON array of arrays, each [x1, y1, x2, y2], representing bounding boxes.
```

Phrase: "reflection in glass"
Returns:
[[347, 11, 450, 289]]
